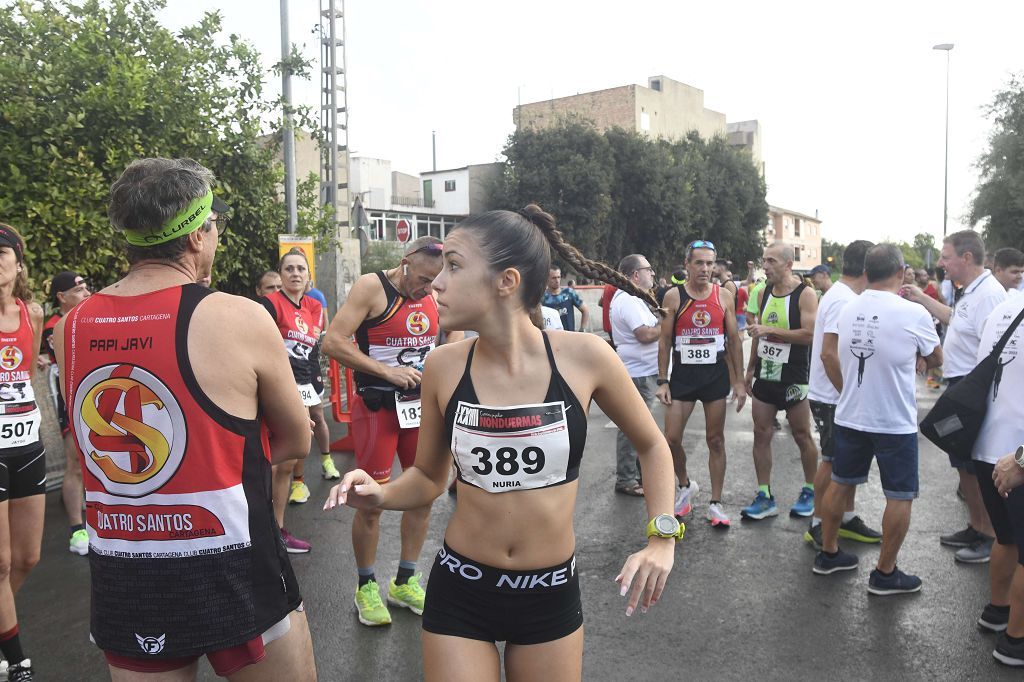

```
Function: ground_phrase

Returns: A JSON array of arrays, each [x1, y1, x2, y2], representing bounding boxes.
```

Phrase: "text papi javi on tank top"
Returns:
[[63, 285, 300, 658]]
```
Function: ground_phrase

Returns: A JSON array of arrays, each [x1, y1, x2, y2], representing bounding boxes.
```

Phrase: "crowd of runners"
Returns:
[[0, 157, 1023, 679]]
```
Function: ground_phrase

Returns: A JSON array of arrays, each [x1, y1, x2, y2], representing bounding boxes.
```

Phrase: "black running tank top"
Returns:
[[444, 332, 587, 493]]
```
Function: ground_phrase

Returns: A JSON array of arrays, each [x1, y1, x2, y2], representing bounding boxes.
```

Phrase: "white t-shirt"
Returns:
[[610, 290, 658, 377], [940, 279, 954, 306], [808, 281, 856, 405], [835, 290, 941, 434], [972, 296, 1024, 464], [541, 306, 564, 330], [943, 271, 1007, 378]]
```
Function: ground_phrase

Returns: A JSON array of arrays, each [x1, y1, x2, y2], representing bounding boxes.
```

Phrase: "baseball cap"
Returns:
[[51, 271, 83, 303], [809, 265, 831, 277]]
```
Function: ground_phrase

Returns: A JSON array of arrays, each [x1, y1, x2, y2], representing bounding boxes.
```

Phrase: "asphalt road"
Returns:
[[20, 371, 1018, 680]]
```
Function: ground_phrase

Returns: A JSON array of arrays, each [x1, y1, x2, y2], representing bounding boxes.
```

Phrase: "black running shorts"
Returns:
[[752, 379, 808, 412], [422, 543, 583, 645], [0, 445, 46, 502], [670, 360, 730, 404]]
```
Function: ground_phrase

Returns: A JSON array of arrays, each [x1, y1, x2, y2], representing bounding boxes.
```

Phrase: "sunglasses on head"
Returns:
[[407, 242, 443, 257], [687, 239, 716, 253]]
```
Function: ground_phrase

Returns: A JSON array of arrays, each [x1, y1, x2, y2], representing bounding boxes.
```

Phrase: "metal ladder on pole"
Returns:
[[320, 0, 349, 230]]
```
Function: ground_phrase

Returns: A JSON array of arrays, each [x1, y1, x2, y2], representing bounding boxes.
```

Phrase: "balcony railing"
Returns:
[[392, 195, 435, 208]]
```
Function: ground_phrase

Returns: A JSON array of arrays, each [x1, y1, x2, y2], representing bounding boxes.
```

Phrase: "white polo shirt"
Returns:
[[610, 290, 659, 378], [943, 271, 1007, 379], [835, 290, 941, 434], [808, 281, 857, 405], [972, 296, 1024, 464]]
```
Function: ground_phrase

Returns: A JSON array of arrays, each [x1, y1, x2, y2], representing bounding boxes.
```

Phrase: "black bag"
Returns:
[[920, 304, 1024, 461]]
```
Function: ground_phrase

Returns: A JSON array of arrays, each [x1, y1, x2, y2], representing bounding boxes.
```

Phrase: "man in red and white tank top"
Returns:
[[52, 158, 316, 680], [323, 237, 445, 627], [655, 241, 747, 528]]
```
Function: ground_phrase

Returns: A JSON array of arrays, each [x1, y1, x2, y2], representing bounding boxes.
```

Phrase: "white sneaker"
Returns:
[[707, 502, 731, 528], [673, 480, 699, 518]]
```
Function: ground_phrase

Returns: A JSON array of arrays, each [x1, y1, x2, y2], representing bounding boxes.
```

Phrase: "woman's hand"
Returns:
[[614, 539, 675, 616], [323, 469, 384, 511]]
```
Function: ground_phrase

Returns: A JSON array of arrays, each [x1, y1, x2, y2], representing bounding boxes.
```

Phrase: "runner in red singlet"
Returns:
[[322, 236, 444, 627], [38, 270, 91, 557], [0, 224, 44, 681], [52, 158, 315, 681]]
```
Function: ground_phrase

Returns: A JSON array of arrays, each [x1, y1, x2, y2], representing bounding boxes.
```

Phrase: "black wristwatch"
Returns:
[[656, 379, 670, 386]]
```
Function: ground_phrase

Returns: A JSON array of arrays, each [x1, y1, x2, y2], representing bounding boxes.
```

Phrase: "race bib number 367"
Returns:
[[450, 401, 571, 493]]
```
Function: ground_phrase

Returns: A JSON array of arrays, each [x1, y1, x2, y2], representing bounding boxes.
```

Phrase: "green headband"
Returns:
[[123, 190, 213, 247]]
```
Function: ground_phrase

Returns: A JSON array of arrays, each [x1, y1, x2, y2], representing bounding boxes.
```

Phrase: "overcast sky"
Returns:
[[160, 0, 1022, 248]]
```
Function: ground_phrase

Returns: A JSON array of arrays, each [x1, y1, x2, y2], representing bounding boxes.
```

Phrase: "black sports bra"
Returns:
[[443, 332, 588, 493]]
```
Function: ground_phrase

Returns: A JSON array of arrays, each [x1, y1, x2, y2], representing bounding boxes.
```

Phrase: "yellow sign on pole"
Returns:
[[278, 235, 316, 284]]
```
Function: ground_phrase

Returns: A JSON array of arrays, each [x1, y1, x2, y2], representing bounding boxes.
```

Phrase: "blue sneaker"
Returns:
[[868, 567, 922, 595], [790, 487, 814, 518], [740, 491, 778, 520], [813, 549, 858, 575]]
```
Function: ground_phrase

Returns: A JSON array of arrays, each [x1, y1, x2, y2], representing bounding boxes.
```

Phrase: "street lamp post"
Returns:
[[933, 43, 954, 237]]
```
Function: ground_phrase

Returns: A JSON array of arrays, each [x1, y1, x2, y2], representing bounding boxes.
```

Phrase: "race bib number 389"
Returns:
[[451, 401, 571, 493]]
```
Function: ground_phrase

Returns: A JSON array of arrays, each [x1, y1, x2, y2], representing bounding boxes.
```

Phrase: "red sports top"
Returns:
[[0, 299, 42, 455], [64, 284, 300, 659], [673, 283, 727, 360], [353, 272, 439, 395], [260, 290, 324, 384]]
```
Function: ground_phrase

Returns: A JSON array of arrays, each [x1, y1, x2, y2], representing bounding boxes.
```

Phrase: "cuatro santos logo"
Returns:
[[0, 346, 23, 371], [74, 364, 186, 497], [691, 310, 711, 328], [294, 314, 309, 336], [406, 311, 430, 336]]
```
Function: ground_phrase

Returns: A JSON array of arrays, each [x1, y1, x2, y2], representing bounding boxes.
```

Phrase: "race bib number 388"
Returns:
[[451, 401, 571, 493]]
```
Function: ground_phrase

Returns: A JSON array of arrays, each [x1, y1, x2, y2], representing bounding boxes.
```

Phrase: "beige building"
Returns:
[[514, 75, 761, 167], [764, 206, 822, 270]]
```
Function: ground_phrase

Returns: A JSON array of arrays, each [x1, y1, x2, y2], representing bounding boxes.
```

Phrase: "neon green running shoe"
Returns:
[[288, 480, 310, 505], [69, 529, 89, 556], [355, 581, 392, 626], [388, 574, 426, 615], [321, 456, 341, 480]]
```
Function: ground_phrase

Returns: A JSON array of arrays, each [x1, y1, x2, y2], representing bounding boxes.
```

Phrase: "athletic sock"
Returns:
[[70, 523, 85, 535], [357, 567, 376, 587], [990, 603, 1011, 613], [709, 500, 721, 506], [811, 517, 822, 528], [320, 453, 332, 463], [1006, 633, 1024, 646], [842, 511, 856, 523], [294, 475, 304, 484], [758, 484, 771, 497], [679, 479, 690, 489], [803, 483, 814, 492], [396, 560, 416, 584], [823, 549, 838, 559], [875, 567, 894, 577], [0, 625, 24, 665]]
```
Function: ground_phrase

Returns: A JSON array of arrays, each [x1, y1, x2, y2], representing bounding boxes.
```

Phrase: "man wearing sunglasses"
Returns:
[[742, 242, 821, 521], [322, 236, 444, 627], [39, 271, 91, 556]]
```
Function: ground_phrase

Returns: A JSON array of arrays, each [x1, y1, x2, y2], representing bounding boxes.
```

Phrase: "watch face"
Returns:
[[655, 515, 678, 535]]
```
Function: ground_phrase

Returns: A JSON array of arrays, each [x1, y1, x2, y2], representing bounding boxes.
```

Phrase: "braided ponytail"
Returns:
[[518, 205, 665, 317]]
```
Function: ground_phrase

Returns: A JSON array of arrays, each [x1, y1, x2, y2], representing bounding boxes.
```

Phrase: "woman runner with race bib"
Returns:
[[325, 205, 678, 682]]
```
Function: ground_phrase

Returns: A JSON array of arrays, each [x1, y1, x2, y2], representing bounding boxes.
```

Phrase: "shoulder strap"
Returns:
[[991, 305, 1024, 358]]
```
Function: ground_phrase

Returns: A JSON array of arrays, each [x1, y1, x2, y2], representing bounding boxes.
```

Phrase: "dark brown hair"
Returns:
[[0, 224, 32, 302], [454, 205, 663, 316]]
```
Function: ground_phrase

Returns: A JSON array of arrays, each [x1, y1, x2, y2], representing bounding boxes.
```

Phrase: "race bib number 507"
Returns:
[[450, 401, 571, 493]]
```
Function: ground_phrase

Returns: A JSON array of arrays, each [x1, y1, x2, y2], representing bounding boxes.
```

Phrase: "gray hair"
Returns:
[[768, 242, 795, 265], [109, 158, 215, 264], [864, 244, 905, 283], [617, 254, 647, 277]]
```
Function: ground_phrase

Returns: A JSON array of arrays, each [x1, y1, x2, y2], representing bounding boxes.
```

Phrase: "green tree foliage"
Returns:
[[0, 0, 329, 298], [971, 75, 1024, 251], [821, 238, 846, 273], [912, 232, 938, 268], [490, 121, 767, 277]]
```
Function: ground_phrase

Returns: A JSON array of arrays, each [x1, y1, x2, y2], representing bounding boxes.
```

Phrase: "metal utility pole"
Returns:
[[320, 0, 349, 228], [432, 131, 436, 172], [933, 43, 954, 236], [280, 0, 297, 233]]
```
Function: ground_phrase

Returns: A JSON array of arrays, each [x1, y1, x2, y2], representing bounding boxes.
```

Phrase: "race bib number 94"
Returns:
[[451, 401, 571, 493]]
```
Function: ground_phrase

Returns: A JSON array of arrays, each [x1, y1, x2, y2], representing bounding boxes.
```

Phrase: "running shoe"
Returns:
[[674, 480, 699, 518], [321, 457, 341, 480], [994, 632, 1024, 667], [813, 549, 858, 575], [388, 574, 426, 615], [355, 581, 392, 626], [955, 536, 993, 564], [979, 603, 1010, 633], [280, 528, 311, 554], [940, 525, 983, 547], [867, 567, 922, 595], [789, 487, 814, 518], [804, 523, 823, 550], [838, 516, 882, 544], [69, 529, 89, 556], [706, 502, 730, 528], [7, 659, 31, 682], [740, 491, 778, 520], [289, 480, 311, 505]]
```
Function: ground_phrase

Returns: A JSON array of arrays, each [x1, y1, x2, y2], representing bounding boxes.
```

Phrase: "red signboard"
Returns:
[[396, 219, 411, 243]]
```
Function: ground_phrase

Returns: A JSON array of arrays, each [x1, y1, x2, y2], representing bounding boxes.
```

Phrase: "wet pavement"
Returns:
[[20, 369, 1018, 680]]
